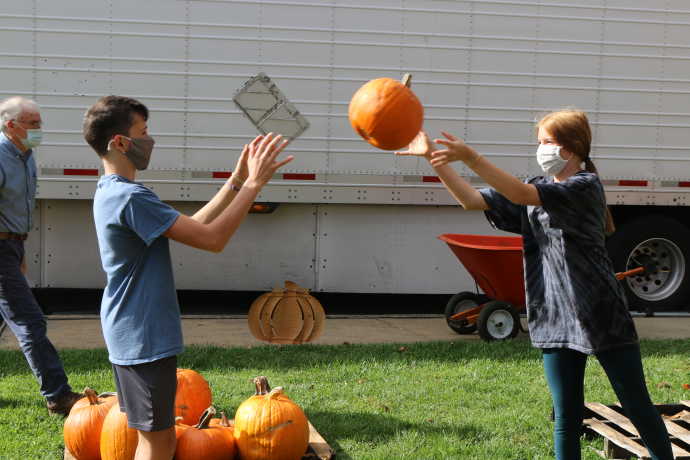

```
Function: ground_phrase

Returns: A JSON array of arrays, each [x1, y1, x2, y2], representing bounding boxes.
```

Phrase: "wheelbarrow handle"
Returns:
[[615, 266, 645, 281]]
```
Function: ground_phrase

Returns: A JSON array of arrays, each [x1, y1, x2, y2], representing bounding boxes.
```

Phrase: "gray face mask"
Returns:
[[122, 135, 155, 170]]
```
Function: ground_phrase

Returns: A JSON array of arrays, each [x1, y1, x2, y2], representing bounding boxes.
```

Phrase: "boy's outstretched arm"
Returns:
[[190, 136, 259, 224], [164, 134, 292, 252]]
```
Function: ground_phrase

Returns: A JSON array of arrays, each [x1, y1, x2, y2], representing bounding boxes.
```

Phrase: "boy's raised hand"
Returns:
[[430, 131, 480, 167], [245, 133, 294, 188], [231, 135, 262, 187], [395, 130, 434, 161]]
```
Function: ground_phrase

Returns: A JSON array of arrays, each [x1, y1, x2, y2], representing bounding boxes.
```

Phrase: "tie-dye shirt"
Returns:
[[478, 172, 638, 354]]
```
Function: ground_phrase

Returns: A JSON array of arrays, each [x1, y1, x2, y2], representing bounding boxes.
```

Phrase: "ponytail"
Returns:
[[584, 157, 616, 235], [537, 109, 616, 236]]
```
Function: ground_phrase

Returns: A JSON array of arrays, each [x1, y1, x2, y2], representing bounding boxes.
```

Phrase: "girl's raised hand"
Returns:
[[395, 130, 434, 161], [430, 131, 480, 167]]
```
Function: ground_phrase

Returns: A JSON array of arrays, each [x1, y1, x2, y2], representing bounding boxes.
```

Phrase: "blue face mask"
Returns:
[[21, 129, 43, 149]]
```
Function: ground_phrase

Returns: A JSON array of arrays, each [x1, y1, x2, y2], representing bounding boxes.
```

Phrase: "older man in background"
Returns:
[[0, 96, 81, 415]]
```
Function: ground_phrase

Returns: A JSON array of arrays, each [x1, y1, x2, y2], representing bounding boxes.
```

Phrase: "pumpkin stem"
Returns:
[[219, 411, 232, 428], [402, 73, 412, 87], [195, 406, 217, 429], [253, 376, 271, 395], [267, 387, 285, 400], [83, 387, 99, 405], [284, 281, 299, 291]]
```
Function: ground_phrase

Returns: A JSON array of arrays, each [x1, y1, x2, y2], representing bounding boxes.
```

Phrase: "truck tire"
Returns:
[[444, 292, 490, 334], [477, 300, 520, 341], [606, 214, 690, 313]]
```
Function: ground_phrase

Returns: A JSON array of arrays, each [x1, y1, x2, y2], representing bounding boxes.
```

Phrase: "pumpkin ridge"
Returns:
[[366, 80, 406, 139], [371, 84, 422, 149]]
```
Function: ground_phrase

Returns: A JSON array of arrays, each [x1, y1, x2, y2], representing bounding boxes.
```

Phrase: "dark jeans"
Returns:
[[0, 239, 71, 401], [543, 345, 673, 460]]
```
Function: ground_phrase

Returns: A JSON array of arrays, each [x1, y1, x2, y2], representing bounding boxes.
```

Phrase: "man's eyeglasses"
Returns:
[[12, 119, 42, 129]]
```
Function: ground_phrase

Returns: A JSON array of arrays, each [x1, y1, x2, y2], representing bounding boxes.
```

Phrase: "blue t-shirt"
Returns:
[[0, 132, 37, 234], [93, 174, 183, 365]]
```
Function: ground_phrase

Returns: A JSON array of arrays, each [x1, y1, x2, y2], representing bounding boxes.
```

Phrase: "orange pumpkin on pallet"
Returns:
[[176, 406, 236, 460], [209, 411, 234, 431], [100, 402, 138, 460], [174, 416, 190, 441], [175, 368, 213, 425], [71, 390, 117, 413], [348, 73, 423, 151], [248, 281, 325, 344], [64, 388, 114, 460], [234, 376, 309, 460]]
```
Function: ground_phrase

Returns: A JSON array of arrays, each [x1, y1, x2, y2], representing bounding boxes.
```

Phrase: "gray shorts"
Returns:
[[112, 355, 177, 432]]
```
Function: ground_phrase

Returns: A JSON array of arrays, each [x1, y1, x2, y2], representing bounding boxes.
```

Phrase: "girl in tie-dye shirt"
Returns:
[[398, 109, 672, 460]]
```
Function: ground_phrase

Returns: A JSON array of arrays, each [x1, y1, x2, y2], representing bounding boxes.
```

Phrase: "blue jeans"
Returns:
[[0, 240, 71, 401], [543, 345, 673, 460]]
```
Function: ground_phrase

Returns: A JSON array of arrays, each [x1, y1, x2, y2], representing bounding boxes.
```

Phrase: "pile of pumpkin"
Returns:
[[63, 369, 310, 460]]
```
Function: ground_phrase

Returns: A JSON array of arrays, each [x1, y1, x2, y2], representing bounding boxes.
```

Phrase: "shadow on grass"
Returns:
[[0, 339, 688, 376], [306, 409, 485, 460], [0, 395, 49, 413], [0, 397, 21, 409]]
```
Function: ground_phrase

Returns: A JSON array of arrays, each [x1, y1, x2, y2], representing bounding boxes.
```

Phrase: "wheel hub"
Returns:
[[625, 238, 685, 302], [486, 310, 514, 339]]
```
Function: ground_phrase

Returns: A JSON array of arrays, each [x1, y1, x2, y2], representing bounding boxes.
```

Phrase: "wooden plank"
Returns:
[[585, 402, 640, 436], [664, 419, 690, 447], [682, 400, 690, 410], [613, 402, 690, 455], [584, 418, 650, 459], [609, 402, 690, 459], [587, 403, 690, 459], [603, 437, 636, 459], [306, 421, 336, 460]]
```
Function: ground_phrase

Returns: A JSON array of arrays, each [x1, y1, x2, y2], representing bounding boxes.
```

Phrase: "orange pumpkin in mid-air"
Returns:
[[348, 74, 423, 151]]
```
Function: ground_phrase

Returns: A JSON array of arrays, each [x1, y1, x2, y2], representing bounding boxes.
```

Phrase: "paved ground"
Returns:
[[1, 314, 689, 349]]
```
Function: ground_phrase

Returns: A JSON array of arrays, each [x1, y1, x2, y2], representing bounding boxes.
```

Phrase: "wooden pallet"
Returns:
[[65, 421, 334, 460], [583, 400, 690, 459]]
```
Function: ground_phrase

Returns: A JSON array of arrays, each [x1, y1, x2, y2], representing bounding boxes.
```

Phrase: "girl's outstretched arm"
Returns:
[[431, 131, 541, 206], [396, 131, 488, 210]]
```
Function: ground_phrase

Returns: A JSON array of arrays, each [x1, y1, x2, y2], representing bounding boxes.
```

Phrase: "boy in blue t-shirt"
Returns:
[[83, 95, 292, 460]]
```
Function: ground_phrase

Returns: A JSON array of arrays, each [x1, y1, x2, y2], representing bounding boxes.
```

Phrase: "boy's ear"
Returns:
[[108, 135, 129, 153]]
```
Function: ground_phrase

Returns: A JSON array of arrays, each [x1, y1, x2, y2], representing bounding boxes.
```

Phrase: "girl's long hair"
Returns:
[[537, 109, 615, 235]]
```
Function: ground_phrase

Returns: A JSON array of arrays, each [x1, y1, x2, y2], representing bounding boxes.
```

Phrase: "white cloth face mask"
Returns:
[[537, 144, 568, 176]]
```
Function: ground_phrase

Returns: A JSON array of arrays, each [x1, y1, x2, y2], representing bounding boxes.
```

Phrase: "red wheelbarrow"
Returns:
[[438, 234, 645, 341]]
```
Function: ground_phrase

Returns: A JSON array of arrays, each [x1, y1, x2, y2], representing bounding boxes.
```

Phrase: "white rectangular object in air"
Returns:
[[233, 73, 310, 140]]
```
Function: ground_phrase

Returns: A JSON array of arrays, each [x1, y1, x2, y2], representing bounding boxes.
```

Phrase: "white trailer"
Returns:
[[2, 0, 690, 313]]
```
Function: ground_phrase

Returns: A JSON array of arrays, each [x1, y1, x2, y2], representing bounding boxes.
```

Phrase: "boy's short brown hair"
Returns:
[[83, 96, 149, 156]]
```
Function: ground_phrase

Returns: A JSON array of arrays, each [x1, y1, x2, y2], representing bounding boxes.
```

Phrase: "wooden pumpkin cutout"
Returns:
[[248, 281, 325, 344]]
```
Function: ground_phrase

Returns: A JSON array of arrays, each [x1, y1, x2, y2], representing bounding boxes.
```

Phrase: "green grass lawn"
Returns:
[[1, 339, 689, 459]]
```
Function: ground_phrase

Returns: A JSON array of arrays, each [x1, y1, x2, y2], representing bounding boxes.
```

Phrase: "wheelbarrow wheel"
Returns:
[[444, 292, 490, 334], [477, 300, 520, 341]]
